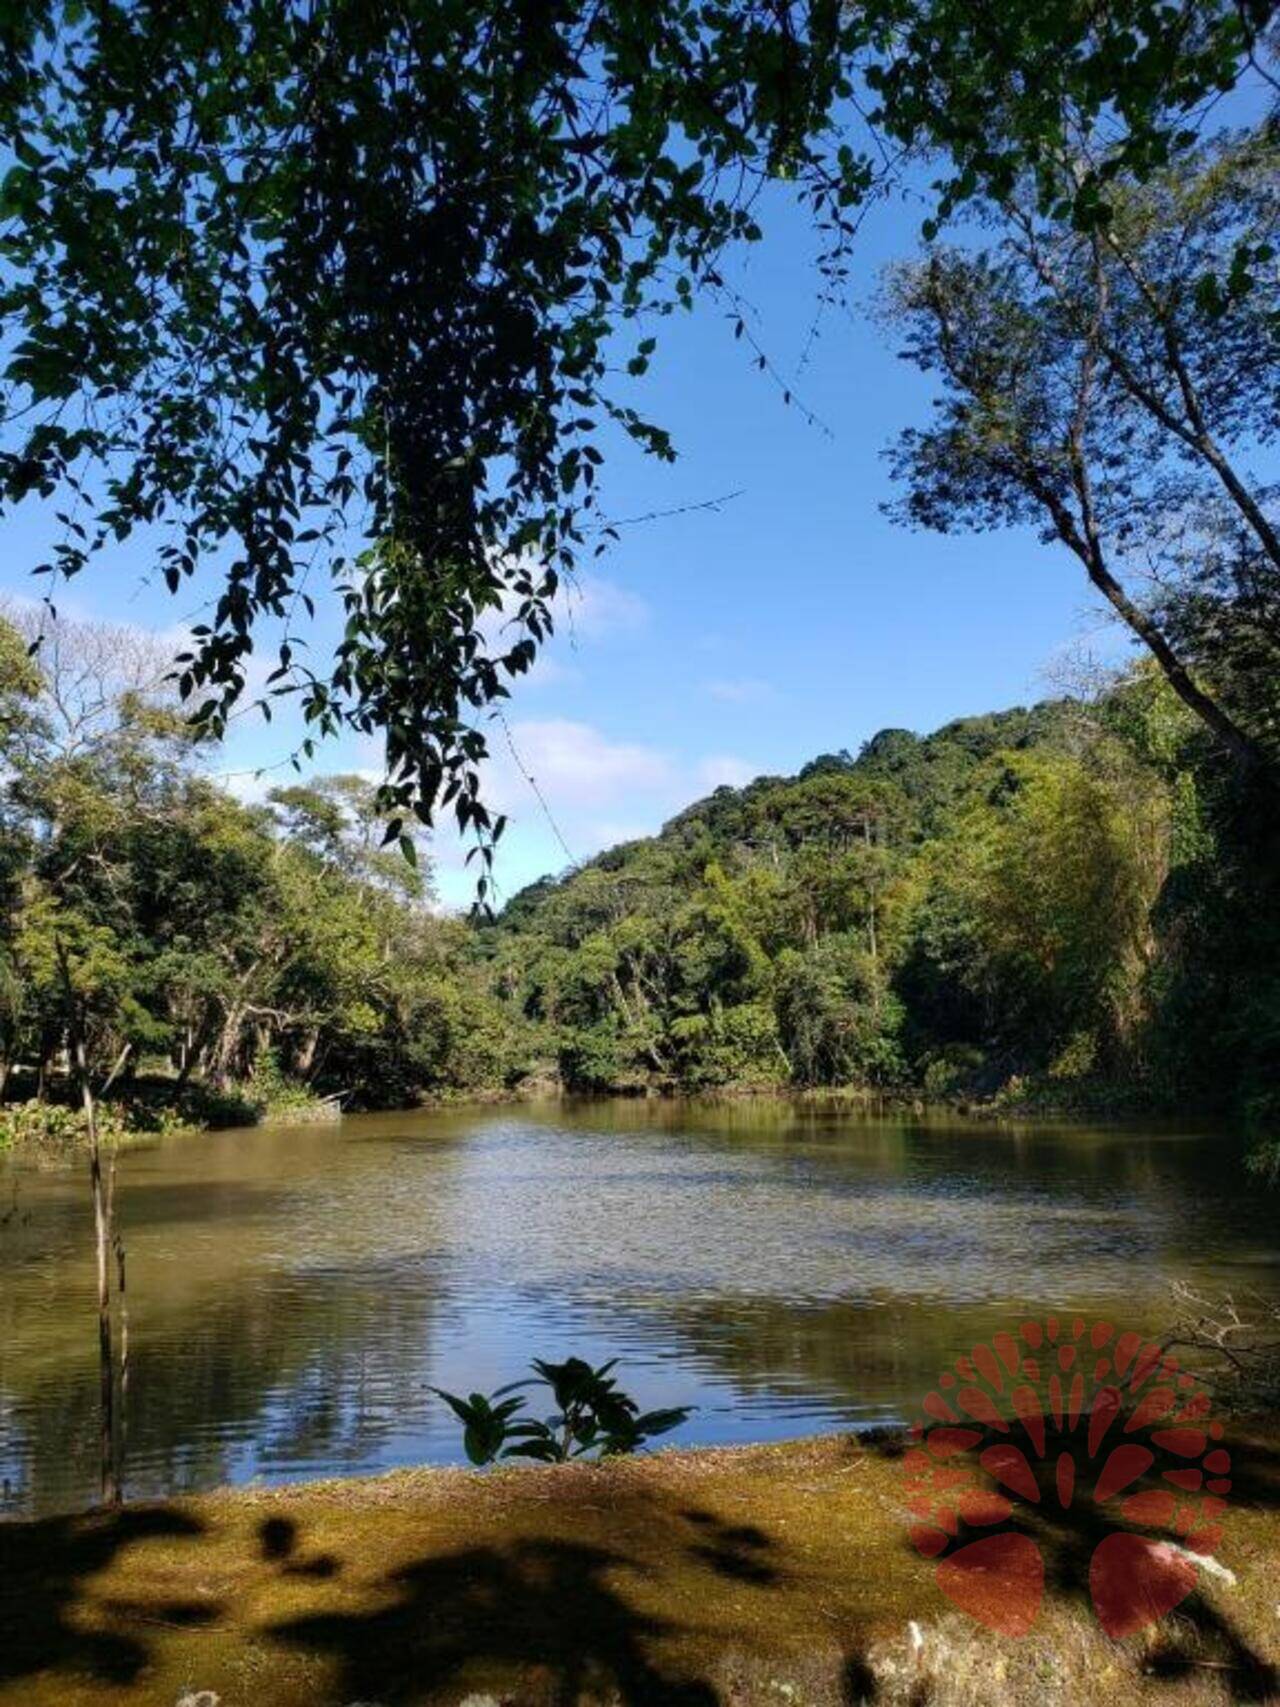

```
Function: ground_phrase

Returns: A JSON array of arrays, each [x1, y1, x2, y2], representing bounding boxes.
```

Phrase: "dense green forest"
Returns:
[[486, 673, 1279, 1128], [0, 610, 523, 1129], [3, 604, 1275, 1141]]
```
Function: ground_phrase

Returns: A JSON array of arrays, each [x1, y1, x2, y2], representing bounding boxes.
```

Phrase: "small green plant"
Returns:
[[920, 1044, 987, 1100], [433, 1357, 692, 1466], [247, 1049, 321, 1113], [164, 1081, 261, 1131]]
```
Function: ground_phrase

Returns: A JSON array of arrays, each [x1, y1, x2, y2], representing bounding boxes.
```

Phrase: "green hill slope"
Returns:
[[481, 685, 1278, 1122]]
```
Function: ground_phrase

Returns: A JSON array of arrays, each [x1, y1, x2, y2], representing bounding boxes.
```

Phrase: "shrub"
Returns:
[[434, 1357, 692, 1465], [558, 1025, 625, 1092], [920, 1044, 987, 1099], [167, 1081, 261, 1129], [246, 1049, 326, 1118], [670, 1002, 787, 1090], [1047, 1028, 1100, 1081]]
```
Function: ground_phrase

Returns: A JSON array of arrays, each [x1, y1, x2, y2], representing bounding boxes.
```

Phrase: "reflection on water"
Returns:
[[1, 1099, 1276, 1516]]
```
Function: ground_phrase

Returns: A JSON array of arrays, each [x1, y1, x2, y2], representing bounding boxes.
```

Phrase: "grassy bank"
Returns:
[[2, 1433, 1277, 1707]]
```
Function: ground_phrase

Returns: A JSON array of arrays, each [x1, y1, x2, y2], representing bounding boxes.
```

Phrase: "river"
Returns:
[[1, 1098, 1276, 1515]]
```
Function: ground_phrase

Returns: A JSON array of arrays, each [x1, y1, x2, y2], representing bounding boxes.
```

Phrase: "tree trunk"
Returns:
[[34, 1030, 54, 1102], [176, 1011, 216, 1088], [209, 1004, 246, 1088], [108, 1152, 128, 1502], [88, 1110, 118, 1507], [1034, 467, 1276, 784], [863, 822, 880, 978], [72, 1016, 119, 1504], [294, 1027, 321, 1079], [57, 944, 121, 1508]]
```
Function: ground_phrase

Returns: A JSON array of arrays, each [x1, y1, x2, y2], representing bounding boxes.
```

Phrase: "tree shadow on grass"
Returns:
[[865, 1423, 1280, 1702], [677, 1505, 780, 1585], [1029, 1487, 1279, 1701], [269, 1534, 728, 1706], [0, 1505, 211, 1692], [258, 1512, 341, 1579]]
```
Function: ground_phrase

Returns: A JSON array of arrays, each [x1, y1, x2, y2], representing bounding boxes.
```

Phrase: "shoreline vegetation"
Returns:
[[0, 1045, 1263, 1172], [0, 1077, 1223, 1165], [0, 1071, 343, 1159], [2, 1432, 1278, 1706]]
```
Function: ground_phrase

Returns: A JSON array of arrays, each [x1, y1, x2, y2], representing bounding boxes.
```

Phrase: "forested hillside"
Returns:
[[484, 673, 1279, 1129], [2, 606, 1276, 1139]]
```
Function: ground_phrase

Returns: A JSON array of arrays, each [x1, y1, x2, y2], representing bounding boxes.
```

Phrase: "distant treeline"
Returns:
[[2, 608, 1277, 1139]]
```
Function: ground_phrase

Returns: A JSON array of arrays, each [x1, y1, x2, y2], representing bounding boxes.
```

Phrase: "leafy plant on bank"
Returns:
[[433, 1357, 692, 1466], [245, 1049, 332, 1119]]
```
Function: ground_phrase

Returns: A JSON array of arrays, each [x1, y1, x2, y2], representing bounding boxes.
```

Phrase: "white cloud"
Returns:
[[702, 676, 774, 704], [499, 718, 672, 809], [695, 754, 759, 791], [201, 709, 762, 910], [560, 576, 649, 640], [210, 768, 277, 806]]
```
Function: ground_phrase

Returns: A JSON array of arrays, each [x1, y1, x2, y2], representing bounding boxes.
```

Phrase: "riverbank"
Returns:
[[2, 1071, 1256, 1162], [0, 1079, 342, 1157], [2, 1433, 1277, 1707]]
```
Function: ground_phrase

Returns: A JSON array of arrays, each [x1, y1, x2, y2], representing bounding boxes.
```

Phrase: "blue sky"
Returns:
[[0, 185, 1130, 910]]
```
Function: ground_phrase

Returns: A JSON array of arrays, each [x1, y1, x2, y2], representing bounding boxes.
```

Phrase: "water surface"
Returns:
[[1, 1099, 1275, 1516]]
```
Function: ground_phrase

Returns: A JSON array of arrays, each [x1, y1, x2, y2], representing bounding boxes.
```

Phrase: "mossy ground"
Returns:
[[1, 1433, 1277, 1706]]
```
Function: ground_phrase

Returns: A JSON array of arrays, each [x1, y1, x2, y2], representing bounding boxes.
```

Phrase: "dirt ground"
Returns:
[[1, 1432, 1277, 1706]]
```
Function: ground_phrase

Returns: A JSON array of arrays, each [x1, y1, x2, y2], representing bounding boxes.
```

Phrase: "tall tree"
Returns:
[[881, 125, 1280, 779]]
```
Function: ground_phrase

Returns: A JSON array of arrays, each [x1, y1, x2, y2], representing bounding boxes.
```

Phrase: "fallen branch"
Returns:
[[1166, 1281, 1280, 1410]]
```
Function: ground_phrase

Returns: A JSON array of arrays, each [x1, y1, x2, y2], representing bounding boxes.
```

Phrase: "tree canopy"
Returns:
[[2, 0, 1274, 852], [479, 675, 1278, 1126], [0, 610, 523, 1111], [882, 123, 1280, 778]]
